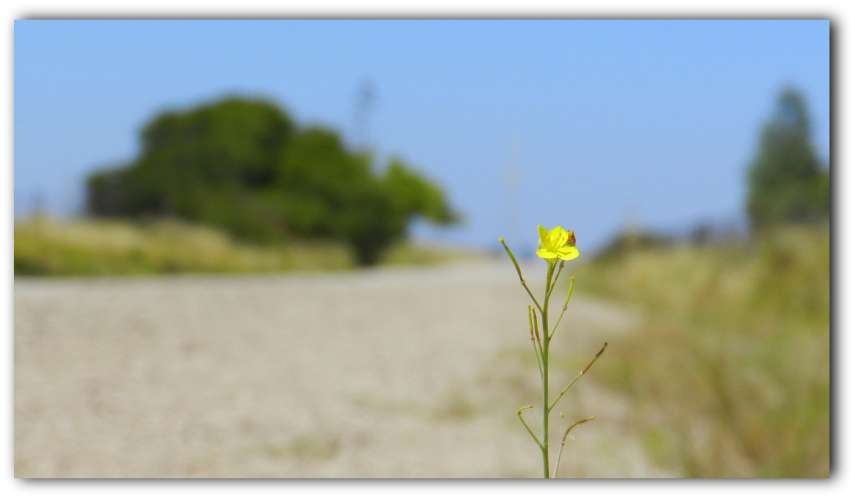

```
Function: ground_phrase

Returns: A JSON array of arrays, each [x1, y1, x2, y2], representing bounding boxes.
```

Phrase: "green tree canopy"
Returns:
[[87, 96, 458, 264], [746, 88, 829, 229]]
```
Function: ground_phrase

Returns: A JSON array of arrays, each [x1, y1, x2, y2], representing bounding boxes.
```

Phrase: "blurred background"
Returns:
[[13, 19, 829, 477]]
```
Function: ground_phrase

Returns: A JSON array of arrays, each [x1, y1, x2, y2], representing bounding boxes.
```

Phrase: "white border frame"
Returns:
[[1, 2, 846, 496]]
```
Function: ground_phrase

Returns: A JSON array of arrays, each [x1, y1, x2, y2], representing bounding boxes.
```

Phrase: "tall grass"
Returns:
[[14, 217, 478, 276], [14, 217, 353, 275], [578, 225, 829, 477]]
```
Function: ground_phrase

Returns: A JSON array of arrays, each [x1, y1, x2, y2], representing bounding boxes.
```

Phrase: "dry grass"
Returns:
[[14, 217, 476, 276], [15, 217, 353, 275], [575, 224, 829, 477], [380, 242, 482, 267]]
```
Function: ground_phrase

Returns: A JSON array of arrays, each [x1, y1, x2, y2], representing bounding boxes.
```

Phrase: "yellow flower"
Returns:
[[536, 225, 580, 261]]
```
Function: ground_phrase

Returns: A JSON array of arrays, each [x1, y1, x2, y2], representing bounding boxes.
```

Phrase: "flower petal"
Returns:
[[548, 226, 567, 249], [536, 248, 558, 260], [537, 225, 549, 246], [556, 246, 580, 261]]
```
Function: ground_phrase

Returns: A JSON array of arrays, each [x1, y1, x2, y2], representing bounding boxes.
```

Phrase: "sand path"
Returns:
[[15, 262, 670, 477]]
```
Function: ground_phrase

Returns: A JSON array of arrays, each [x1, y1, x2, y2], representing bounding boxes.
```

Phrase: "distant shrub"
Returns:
[[87, 96, 458, 265], [746, 88, 829, 229]]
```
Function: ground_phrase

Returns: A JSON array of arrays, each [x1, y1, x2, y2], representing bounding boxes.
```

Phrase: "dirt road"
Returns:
[[15, 262, 669, 477]]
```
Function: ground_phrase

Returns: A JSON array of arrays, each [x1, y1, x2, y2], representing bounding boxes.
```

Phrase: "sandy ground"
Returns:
[[15, 262, 671, 478]]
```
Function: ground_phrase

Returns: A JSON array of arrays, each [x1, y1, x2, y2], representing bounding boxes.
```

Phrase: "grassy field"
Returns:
[[14, 217, 476, 276], [573, 224, 830, 477]]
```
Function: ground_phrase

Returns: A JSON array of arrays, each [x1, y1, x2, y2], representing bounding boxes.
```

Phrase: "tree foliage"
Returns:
[[87, 96, 458, 264], [746, 88, 829, 229]]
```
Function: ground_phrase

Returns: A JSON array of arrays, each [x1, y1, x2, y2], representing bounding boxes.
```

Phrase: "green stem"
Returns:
[[517, 405, 544, 449], [528, 306, 544, 379], [540, 261, 555, 478], [541, 338, 550, 478], [550, 276, 576, 340], [546, 261, 564, 302], [499, 238, 543, 314], [549, 342, 608, 413]]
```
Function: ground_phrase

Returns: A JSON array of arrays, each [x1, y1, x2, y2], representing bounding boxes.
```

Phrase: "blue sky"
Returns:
[[14, 19, 829, 251]]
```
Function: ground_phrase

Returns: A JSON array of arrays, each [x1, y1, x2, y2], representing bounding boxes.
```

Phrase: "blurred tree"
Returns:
[[746, 88, 829, 229], [87, 96, 457, 264], [383, 159, 459, 225]]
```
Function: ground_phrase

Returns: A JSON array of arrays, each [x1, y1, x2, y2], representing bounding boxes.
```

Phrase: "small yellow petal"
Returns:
[[537, 225, 549, 245], [536, 248, 558, 260], [556, 246, 580, 261], [548, 226, 568, 249]]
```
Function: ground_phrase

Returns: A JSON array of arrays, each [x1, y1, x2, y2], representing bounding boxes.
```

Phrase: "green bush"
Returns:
[[87, 96, 458, 264]]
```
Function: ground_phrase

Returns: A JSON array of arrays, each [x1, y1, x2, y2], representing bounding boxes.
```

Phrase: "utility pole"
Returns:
[[353, 79, 377, 155]]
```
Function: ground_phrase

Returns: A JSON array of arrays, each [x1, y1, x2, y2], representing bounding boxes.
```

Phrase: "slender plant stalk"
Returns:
[[551, 276, 576, 337], [540, 260, 555, 477], [500, 239, 543, 313], [553, 416, 595, 478], [499, 234, 606, 479], [549, 342, 608, 413]]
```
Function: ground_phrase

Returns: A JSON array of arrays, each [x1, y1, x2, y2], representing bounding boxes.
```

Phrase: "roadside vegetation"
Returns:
[[576, 224, 829, 477], [15, 217, 475, 276]]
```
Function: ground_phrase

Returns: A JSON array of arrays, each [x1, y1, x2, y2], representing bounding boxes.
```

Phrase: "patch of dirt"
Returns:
[[14, 262, 670, 477]]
